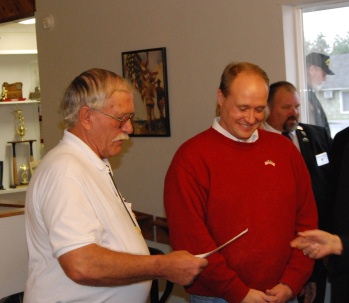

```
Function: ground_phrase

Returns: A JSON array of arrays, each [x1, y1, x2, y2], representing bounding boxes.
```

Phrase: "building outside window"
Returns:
[[297, 2, 349, 137]]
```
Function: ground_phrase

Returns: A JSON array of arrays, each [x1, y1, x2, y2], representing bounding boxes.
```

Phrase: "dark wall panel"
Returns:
[[0, 0, 35, 24]]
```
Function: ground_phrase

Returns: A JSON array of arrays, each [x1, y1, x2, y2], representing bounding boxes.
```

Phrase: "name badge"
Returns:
[[316, 152, 329, 166]]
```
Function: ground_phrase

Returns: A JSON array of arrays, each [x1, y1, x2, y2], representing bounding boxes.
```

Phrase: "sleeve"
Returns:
[[338, 235, 349, 269], [41, 175, 102, 258], [164, 152, 250, 303]]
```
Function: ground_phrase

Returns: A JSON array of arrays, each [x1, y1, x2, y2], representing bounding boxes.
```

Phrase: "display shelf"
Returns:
[[0, 101, 41, 195], [0, 187, 27, 195], [0, 99, 40, 105]]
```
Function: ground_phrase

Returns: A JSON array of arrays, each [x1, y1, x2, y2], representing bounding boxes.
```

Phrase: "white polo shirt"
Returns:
[[24, 130, 151, 303]]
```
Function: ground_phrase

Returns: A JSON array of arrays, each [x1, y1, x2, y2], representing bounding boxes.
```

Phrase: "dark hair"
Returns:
[[268, 81, 297, 108], [219, 62, 269, 97]]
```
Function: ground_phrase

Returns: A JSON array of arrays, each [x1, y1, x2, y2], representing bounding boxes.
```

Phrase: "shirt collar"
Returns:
[[62, 129, 110, 171], [212, 117, 259, 143], [263, 122, 296, 136]]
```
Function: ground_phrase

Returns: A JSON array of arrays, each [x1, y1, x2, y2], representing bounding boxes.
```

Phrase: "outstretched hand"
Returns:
[[290, 229, 343, 259]]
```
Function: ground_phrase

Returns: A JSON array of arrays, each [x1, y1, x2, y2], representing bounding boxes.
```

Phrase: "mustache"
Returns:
[[112, 133, 130, 142], [287, 116, 298, 122]]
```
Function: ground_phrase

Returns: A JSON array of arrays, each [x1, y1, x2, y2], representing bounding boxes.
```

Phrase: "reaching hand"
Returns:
[[290, 229, 343, 259]]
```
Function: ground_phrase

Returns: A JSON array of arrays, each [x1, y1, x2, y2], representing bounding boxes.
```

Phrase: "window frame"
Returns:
[[284, 1, 349, 128]]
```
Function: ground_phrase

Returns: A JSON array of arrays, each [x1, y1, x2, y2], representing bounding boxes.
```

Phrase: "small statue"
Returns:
[[19, 164, 29, 185], [15, 108, 27, 141], [1, 86, 8, 100]]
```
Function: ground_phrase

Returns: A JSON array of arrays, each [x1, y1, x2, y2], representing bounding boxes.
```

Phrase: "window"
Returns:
[[294, 2, 349, 137], [341, 91, 349, 113]]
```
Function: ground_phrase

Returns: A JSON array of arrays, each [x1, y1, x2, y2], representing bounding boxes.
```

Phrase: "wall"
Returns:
[[36, 0, 325, 217], [0, 214, 27, 299]]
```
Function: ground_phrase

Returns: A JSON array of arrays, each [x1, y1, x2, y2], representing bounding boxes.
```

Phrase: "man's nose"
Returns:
[[245, 110, 256, 124], [120, 118, 134, 134], [289, 107, 298, 115]]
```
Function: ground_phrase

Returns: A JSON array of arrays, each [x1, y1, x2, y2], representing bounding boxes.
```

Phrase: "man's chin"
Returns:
[[285, 121, 298, 131], [236, 128, 257, 141], [311, 82, 324, 92]]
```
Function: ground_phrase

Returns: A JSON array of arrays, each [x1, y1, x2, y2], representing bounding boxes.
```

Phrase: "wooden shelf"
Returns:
[[0, 100, 39, 105], [0, 187, 27, 195]]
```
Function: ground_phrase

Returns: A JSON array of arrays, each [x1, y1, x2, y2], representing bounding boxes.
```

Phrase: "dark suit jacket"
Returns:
[[308, 89, 331, 137], [329, 127, 349, 274], [296, 123, 332, 231], [294, 123, 332, 299]]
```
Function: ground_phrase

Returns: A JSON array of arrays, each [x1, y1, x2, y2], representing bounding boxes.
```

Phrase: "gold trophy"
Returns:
[[7, 108, 36, 187], [15, 108, 27, 141], [19, 164, 29, 185], [1, 86, 8, 101]]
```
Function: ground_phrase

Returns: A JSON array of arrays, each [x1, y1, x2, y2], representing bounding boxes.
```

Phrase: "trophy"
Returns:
[[15, 108, 27, 141], [19, 164, 29, 185], [7, 108, 36, 188], [1, 86, 8, 101]]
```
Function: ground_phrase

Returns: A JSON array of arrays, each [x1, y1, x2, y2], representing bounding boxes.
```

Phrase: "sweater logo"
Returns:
[[264, 160, 275, 166]]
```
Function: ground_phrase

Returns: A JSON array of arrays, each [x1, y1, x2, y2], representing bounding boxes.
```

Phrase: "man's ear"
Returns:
[[79, 106, 91, 129], [308, 65, 317, 76], [217, 89, 224, 106]]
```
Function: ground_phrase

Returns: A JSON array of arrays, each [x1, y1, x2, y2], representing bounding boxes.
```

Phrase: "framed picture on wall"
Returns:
[[122, 47, 170, 137]]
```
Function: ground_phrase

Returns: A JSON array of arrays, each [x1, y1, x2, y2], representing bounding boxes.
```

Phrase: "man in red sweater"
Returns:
[[164, 62, 318, 303]]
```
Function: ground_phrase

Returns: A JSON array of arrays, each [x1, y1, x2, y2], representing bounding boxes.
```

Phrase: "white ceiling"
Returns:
[[0, 19, 37, 54], [0, 20, 35, 34]]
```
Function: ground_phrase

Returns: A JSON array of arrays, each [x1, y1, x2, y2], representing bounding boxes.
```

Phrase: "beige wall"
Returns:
[[35, 0, 323, 217], [0, 214, 27, 298]]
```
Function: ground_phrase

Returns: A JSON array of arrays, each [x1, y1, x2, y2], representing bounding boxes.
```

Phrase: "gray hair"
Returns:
[[59, 68, 133, 128]]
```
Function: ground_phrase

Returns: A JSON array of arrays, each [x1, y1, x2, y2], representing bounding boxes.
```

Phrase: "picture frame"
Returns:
[[0, 161, 4, 190], [122, 47, 170, 137]]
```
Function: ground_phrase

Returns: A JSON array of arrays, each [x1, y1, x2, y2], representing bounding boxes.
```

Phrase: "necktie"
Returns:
[[282, 132, 292, 141]]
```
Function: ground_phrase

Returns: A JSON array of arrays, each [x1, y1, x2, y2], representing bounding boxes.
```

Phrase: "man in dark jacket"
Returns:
[[328, 126, 349, 302], [291, 126, 349, 302], [306, 52, 335, 137], [264, 81, 332, 303]]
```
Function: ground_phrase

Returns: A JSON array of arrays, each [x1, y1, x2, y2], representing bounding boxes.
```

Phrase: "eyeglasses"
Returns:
[[91, 109, 134, 128]]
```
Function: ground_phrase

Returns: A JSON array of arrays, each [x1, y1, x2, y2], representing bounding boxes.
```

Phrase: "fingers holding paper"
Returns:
[[159, 251, 208, 286]]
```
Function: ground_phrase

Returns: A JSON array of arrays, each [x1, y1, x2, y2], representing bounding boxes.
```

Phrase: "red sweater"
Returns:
[[164, 128, 317, 303]]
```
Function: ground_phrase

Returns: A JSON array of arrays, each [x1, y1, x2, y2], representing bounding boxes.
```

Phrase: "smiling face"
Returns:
[[217, 72, 268, 140]]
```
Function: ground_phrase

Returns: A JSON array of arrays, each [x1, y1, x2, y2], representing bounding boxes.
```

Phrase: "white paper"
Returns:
[[195, 228, 248, 258]]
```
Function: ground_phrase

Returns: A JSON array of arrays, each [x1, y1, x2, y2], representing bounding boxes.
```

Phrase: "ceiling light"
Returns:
[[18, 18, 36, 25]]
